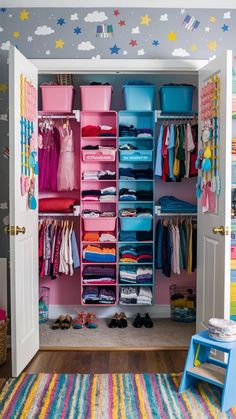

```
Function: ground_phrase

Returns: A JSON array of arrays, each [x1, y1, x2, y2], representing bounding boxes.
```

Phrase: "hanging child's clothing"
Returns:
[[57, 125, 75, 191], [38, 127, 60, 192]]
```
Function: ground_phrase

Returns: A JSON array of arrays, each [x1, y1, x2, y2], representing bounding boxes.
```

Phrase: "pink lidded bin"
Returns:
[[41, 85, 74, 112], [80, 86, 112, 111], [82, 149, 116, 162], [83, 217, 116, 232]]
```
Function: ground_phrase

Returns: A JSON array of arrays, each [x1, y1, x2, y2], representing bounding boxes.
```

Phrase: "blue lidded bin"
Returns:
[[120, 217, 153, 231], [123, 85, 155, 111], [159, 85, 194, 113]]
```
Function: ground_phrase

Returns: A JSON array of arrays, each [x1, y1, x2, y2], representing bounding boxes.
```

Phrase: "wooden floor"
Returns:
[[0, 349, 187, 387]]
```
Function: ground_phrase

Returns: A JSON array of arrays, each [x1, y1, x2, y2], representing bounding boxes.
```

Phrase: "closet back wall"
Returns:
[[39, 73, 197, 306]]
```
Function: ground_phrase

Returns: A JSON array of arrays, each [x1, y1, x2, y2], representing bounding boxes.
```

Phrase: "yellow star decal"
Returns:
[[208, 40, 218, 51], [167, 32, 177, 41], [210, 16, 216, 23], [140, 14, 151, 25], [13, 31, 20, 39], [19, 9, 29, 21], [190, 44, 198, 52], [0, 83, 8, 93], [55, 39, 65, 49]]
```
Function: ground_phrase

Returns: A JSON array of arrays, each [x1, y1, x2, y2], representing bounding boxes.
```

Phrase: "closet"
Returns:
[[8, 46, 232, 376]]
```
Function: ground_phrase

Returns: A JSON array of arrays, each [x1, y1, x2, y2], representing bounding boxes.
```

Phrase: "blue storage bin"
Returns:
[[159, 85, 194, 113], [123, 86, 155, 111], [232, 162, 236, 183], [120, 150, 153, 162], [119, 216, 153, 231]]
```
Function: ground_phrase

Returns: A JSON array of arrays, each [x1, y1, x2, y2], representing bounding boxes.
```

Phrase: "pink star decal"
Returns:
[[113, 9, 120, 17], [118, 20, 126, 27], [129, 39, 137, 47]]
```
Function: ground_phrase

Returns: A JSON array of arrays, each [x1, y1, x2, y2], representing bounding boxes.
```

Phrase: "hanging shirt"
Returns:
[[71, 230, 80, 268], [167, 123, 175, 181], [155, 220, 163, 269], [173, 126, 180, 177], [162, 126, 169, 182], [185, 123, 195, 178], [155, 124, 164, 178]]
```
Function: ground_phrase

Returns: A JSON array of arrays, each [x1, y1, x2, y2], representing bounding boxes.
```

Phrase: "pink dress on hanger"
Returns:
[[57, 125, 75, 191]]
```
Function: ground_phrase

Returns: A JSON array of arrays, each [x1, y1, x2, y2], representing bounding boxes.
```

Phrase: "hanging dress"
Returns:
[[57, 125, 75, 191]]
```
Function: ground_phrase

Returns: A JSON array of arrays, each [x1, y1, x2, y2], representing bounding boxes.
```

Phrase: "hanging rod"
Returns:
[[155, 110, 198, 121], [38, 212, 78, 217], [156, 212, 197, 216], [38, 110, 80, 121]]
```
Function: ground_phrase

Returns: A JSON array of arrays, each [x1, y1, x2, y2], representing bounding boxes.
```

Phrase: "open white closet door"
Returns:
[[9, 45, 39, 376], [197, 50, 232, 332]]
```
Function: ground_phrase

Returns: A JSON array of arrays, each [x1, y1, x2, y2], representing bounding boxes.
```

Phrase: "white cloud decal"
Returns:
[[172, 48, 190, 57], [0, 114, 8, 121], [92, 55, 101, 60], [78, 41, 95, 51], [132, 26, 140, 34], [223, 11, 231, 19], [0, 27, 3, 33], [0, 41, 10, 51], [138, 49, 145, 56], [35, 25, 55, 36], [84, 11, 108, 23], [160, 14, 168, 21], [70, 13, 79, 21]]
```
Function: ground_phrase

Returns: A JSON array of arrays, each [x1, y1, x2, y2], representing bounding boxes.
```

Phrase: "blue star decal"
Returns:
[[0, 8, 6, 12], [57, 18, 65, 26], [110, 44, 121, 55], [74, 26, 82, 35], [152, 40, 159, 47], [221, 24, 229, 32]]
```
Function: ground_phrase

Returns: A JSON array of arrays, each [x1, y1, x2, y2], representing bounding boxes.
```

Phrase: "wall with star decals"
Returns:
[[0, 7, 235, 310]]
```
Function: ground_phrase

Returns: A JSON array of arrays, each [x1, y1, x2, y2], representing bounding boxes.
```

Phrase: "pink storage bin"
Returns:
[[83, 217, 116, 232], [82, 149, 116, 162], [231, 246, 236, 259], [80, 86, 112, 111], [41, 85, 74, 112]]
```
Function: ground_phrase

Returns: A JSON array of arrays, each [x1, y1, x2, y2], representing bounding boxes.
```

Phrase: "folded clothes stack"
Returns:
[[83, 245, 116, 262], [120, 265, 153, 284], [82, 286, 116, 304], [82, 210, 115, 218], [82, 187, 116, 202], [82, 265, 116, 284], [119, 168, 153, 180], [119, 144, 149, 151], [119, 124, 153, 138], [119, 231, 153, 242], [158, 196, 197, 214], [82, 170, 116, 180], [82, 125, 117, 137], [83, 232, 116, 242], [119, 189, 153, 201], [119, 207, 152, 218], [82, 145, 115, 150], [119, 245, 153, 263], [120, 286, 152, 305]]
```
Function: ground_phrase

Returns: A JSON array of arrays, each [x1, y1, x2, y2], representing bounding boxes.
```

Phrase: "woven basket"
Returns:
[[0, 318, 8, 366], [56, 74, 73, 86]]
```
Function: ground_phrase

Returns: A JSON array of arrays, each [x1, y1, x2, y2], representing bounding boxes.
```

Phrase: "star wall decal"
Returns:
[[221, 24, 229, 32], [0, 84, 8, 93], [27, 36, 33, 42], [152, 40, 159, 46], [113, 9, 120, 17], [13, 31, 20, 39], [140, 14, 151, 25], [190, 44, 198, 52], [119, 20, 126, 27], [208, 40, 218, 50], [0, 8, 6, 12], [57, 18, 65, 26], [110, 44, 121, 54], [19, 10, 29, 21], [74, 26, 82, 35], [167, 32, 177, 41], [210, 16, 216, 23], [130, 39, 137, 47], [55, 39, 65, 48]]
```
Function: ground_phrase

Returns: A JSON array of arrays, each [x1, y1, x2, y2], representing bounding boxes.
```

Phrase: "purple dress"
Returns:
[[38, 127, 60, 192]]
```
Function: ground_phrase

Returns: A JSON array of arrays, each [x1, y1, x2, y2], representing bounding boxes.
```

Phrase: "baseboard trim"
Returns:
[[49, 304, 171, 320]]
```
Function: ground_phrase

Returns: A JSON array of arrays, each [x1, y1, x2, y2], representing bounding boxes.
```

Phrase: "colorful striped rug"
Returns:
[[0, 372, 235, 418]]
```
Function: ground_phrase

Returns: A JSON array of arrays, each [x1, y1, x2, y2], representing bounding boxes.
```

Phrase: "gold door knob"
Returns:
[[212, 226, 229, 236], [15, 226, 26, 235]]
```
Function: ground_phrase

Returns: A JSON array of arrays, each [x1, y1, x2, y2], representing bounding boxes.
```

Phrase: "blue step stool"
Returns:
[[179, 330, 236, 413]]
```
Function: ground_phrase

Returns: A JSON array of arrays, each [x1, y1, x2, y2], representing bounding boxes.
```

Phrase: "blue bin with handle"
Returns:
[[123, 85, 155, 111], [119, 216, 153, 231], [159, 85, 194, 113]]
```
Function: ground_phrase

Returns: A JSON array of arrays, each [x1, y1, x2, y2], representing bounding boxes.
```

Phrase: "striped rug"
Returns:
[[0, 372, 235, 418]]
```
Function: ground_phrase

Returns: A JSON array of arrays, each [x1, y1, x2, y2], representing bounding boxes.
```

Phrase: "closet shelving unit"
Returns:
[[118, 110, 155, 305], [80, 110, 118, 306], [231, 110, 236, 321]]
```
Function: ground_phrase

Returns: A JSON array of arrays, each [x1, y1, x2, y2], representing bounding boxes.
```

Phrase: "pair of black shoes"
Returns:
[[108, 312, 128, 328], [133, 313, 153, 328]]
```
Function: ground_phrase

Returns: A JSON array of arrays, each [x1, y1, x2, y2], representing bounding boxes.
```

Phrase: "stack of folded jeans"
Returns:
[[158, 196, 197, 213], [119, 168, 153, 180]]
